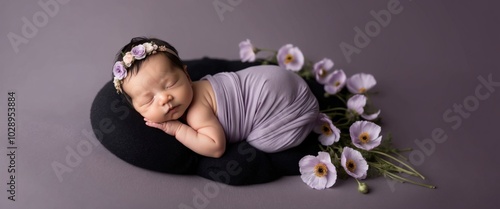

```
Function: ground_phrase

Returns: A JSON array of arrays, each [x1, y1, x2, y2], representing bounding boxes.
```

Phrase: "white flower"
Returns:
[[143, 42, 154, 54], [122, 52, 134, 67], [347, 73, 377, 94]]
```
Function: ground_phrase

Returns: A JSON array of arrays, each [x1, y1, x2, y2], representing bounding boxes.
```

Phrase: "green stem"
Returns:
[[384, 171, 436, 189], [334, 120, 352, 128], [376, 157, 419, 177], [334, 94, 347, 104], [369, 150, 425, 179], [321, 107, 347, 112], [391, 150, 409, 161], [327, 113, 345, 118], [256, 48, 277, 53]]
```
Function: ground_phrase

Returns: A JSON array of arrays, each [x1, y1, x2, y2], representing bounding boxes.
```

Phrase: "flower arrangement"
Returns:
[[238, 39, 436, 193]]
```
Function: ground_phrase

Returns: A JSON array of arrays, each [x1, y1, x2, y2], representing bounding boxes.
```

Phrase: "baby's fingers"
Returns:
[[145, 121, 164, 129]]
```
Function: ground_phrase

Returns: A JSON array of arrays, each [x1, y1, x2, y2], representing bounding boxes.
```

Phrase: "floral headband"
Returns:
[[112, 42, 178, 94]]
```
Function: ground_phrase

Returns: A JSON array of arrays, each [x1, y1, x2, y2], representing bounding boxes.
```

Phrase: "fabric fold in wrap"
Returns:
[[202, 65, 319, 153]]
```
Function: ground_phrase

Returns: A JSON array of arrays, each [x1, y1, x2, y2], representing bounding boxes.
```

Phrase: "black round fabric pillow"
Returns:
[[90, 57, 333, 185]]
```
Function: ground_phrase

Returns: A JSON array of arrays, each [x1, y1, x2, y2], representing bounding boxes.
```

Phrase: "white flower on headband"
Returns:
[[122, 52, 134, 67], [144, 43, 154, 54], [112, 42, 173, 94]]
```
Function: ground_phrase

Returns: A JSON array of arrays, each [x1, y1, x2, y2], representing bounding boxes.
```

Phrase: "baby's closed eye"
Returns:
[[138, 97, 153, 107], [165, 80, 177, 89]]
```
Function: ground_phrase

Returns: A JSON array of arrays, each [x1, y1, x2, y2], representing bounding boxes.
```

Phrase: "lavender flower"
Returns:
[[347, 94, 380, 120], [112, 61, 127, 80], [313, 58, 334, 84], [347, 73, 377, 94], [341, 147, 369, 179], [277, 44, 304, 71], [131, 44, 146, 60], [239, 39, 256, 62], [349, 121, 382, 150], [314, 113, 340, 146], [299, 152, 337, 190], [324, 69, 346, 95]]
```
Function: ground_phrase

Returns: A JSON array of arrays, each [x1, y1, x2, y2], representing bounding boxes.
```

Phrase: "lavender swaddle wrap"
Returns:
[[202, 65, 319, 153]]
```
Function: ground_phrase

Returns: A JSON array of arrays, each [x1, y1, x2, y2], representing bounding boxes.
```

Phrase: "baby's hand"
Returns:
[[144, 118, 182, 136]]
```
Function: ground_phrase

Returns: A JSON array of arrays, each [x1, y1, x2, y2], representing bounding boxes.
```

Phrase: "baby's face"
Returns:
[[122, 54, 193, 123]]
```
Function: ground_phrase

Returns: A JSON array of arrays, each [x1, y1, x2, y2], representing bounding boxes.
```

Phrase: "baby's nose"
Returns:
[[160, 95, 173, 107]]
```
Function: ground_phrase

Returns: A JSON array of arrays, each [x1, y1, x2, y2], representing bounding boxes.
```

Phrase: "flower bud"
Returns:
[[358, 182, 369, 194]]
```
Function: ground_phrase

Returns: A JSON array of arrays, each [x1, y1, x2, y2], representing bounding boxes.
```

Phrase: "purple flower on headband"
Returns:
[[131, 45, 146, 60], [113, 61, 127, 80]]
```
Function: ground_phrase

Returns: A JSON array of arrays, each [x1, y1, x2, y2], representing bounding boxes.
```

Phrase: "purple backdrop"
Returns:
[[0, 0, 499, 208]]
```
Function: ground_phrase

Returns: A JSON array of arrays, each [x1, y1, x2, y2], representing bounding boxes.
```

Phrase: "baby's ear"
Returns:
[[183, 65, 192, 82]]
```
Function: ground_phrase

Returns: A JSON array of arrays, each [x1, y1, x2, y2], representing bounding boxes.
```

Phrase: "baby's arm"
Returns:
[[145, 105, 226, 158]]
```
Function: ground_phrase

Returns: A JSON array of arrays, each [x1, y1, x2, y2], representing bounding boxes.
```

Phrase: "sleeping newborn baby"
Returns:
[[112, 37, 319, 158]]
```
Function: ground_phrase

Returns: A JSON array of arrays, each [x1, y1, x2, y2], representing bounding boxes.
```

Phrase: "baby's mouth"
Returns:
[[169, 105, 179, 112], [166, 104, 179, 114]]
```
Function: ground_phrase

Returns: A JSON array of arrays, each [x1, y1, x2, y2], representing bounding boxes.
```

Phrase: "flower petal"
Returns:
[[299, 155, 319, 169], [364, 135, 382, 150], [364, 120, 382, 136], [325, 163, 337, 188], [239, 39, 256, 62], [347, 94, 366, 114], [317, 152, 332, 164], [361, 110, 381, 120], [347, 73, 377, 94]]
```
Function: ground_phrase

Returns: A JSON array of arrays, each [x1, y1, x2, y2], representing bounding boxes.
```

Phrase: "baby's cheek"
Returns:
[[144, 110, 166, 123], [137, 108, 153, 120]]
